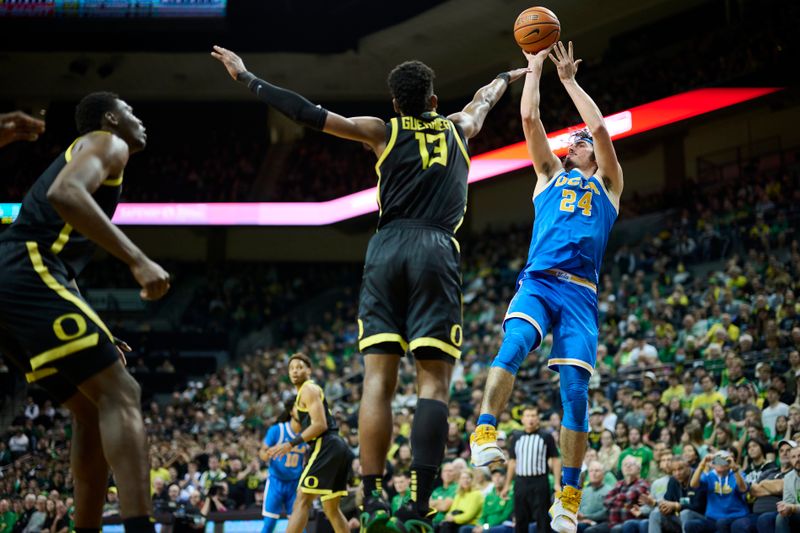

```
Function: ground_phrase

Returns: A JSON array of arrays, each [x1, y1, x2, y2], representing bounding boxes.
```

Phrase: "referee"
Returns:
[[503, 406, 561, 533]]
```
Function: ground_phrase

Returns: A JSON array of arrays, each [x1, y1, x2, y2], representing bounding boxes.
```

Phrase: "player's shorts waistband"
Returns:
[[543, 269, 597, 292], [379, 218, 454, 235]]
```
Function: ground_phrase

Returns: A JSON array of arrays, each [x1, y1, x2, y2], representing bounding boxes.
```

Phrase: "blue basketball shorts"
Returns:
[[503, 269, 599, 374], [262, 476, 299, 518]]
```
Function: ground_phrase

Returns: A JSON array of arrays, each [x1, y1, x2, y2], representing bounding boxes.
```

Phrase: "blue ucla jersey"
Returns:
[[264, 422, 307, 481], [523, 169, 617, 284]]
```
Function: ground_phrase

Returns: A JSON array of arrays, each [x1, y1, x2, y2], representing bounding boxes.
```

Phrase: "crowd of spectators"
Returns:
[[2, 152, 799, 532]]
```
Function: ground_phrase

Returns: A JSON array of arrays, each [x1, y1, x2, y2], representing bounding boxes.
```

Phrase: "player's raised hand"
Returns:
[[523, 44, 555, 68], [0, 111, 45, 148], [549, 41, 583, 81], [130, 257, 171, 300], [211, 45, 247, 80]]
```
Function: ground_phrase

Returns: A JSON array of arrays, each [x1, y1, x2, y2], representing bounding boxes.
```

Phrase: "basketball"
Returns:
[[514, 6, 560, 53]]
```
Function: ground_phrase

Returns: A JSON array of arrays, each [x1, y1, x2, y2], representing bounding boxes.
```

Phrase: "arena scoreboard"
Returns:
[[0, 0, 227, 18]]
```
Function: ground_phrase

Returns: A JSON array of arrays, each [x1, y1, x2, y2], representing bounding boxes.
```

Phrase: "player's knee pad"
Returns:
[[491, 319, 540, 376], [559, 365, 590, 432]]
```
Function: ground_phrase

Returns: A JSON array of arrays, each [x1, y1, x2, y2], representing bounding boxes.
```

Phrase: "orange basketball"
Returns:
[[513, 6, 560, 54]]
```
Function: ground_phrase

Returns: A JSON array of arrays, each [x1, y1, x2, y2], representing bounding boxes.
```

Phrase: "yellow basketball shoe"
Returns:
[[469, 424, 506, 467], [549, 485, 582, 533]]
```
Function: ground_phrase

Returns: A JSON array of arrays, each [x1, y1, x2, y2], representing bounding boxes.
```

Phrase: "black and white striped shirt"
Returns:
[[508, 429, 559, 477]]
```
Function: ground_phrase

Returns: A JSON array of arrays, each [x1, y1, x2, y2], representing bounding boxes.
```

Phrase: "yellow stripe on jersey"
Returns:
[[26, 242, 114, 342], [50, 224, 73, 254], [374, 118, 399, 217], [102, 171, 124, 187], [449, 121, 470, 168]]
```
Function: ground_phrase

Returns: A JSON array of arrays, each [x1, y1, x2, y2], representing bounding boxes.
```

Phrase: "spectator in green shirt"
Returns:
[[0, 499, 17, 533], [390, 472, 412, 514], [460, 469, 514, 533], [618, 427, 654, 478], [430, 461, 458, 525]]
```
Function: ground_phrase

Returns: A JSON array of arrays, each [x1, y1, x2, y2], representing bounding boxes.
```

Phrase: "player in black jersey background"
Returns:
[[264, 353, 353, 533], [0, 92, 170, 533], [213, 46, 527, 532]]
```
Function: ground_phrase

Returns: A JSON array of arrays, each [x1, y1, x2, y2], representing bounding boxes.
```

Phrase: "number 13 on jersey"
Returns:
[[560, 190, 593, 216], [415, 132, 448, 170]]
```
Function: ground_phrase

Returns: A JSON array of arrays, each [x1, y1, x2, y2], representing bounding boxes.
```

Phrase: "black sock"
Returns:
[[123, 516, 155, 533], [410, 398, 448, 513], [74, 529, 101, 533], [363, 474, 383, 499]]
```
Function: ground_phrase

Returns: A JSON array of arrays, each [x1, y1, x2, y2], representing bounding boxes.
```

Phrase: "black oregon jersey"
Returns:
[[375, 112, 470, 232], [0, 132, 123, 279], [295, 380, 339, 441]]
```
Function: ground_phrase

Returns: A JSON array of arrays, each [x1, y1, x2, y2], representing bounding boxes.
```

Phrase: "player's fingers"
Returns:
[[575, 59, 583, 69], [548, 54, 558, 65], [568, 41, 574, 59]]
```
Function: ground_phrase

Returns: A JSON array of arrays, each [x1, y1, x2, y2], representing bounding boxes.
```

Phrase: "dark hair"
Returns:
[[569, 128, 593, 145], [74, 92, 119, 135], [288, 352, 312, 369], [522, 405, 539, 416], [387, 60, 435, 117]]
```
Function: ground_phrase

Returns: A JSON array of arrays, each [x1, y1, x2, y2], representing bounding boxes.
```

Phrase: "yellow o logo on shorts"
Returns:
[[450, 324, 463, 347], [53, 313, 88, 341], [303, 476, 319, 489]]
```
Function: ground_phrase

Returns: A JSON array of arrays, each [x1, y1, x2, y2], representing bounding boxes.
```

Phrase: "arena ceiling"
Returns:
[[0, 0, 708, 103]]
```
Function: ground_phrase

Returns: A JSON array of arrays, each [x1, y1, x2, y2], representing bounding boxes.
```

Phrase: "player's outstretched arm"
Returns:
[[211, 45, 386, 154], [0, 110, 45, 148], [448, 67, 528, 140], [550, 41, 623, 195], [47, 132, 170, 300], [520, 46, 562, 183]]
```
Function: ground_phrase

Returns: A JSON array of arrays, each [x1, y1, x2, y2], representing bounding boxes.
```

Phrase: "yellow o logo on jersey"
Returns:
[[303, 476, 319, 489], [450, 325, 463, 347], [53, 313, 88, 341]]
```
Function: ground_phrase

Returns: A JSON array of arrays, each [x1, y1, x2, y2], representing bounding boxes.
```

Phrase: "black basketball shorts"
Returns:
[[357, 221, 463, 361], [0, 241, 119, 403], [298, 432, 353, 501]]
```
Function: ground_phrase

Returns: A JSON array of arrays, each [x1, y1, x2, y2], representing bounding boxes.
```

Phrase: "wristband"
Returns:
[[496, 72, 511, 84], [290, 435, 304, 447]]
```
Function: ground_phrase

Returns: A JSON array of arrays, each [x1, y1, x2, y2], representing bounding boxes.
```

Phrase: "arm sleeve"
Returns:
[[237, 72, 328, 130]]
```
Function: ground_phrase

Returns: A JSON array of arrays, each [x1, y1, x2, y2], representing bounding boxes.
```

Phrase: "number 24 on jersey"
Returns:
[[560, 190, 593, 216]]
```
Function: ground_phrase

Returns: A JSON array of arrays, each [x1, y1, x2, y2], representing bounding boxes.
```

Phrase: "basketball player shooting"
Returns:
[[469, 42, 622, 533]]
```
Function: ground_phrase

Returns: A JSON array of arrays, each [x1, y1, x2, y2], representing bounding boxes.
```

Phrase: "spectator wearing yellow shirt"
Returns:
[[690, 375, 726, 419], [439, 471, 484, 533], [703, 313, 740, 344], [150, 456, 171, 496], [661, 374, 686, 406]]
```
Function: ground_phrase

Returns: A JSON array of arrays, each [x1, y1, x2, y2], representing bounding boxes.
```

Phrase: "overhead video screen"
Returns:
[[0, 0, 227, 18]]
